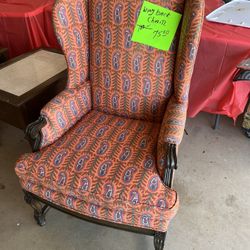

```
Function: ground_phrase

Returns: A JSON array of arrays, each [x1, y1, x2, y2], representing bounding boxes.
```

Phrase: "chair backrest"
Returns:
[[89, 0, 186, 122], [53, 0, 204, 123]]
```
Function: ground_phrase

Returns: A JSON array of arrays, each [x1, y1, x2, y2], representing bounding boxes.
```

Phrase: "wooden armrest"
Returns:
[[25, 117, 47, 152]]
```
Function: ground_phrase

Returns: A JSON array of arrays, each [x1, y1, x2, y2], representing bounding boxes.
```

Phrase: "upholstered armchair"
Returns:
[[15, 0, 204, 249]]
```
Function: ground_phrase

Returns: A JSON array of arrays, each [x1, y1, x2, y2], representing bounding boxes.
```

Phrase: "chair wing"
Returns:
[[26, 0, 91, 150], [53, 0, 89, 88], [157, 0, 204, 179]]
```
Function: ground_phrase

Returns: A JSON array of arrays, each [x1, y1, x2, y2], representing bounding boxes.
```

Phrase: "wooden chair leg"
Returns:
[[154, 232, 166, 250], [24, 191, 50, 226]]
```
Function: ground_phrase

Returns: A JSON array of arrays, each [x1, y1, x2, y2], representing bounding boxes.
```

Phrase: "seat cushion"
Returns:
[[15, 110, 178, 232]]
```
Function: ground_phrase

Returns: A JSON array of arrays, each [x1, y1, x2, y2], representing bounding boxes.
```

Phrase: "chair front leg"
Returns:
[[24, 191, 50, 226], [154, 232, 167, 250]]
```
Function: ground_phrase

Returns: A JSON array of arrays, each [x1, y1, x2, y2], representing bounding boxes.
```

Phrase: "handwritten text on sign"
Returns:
[[132, 1, 182, 51]]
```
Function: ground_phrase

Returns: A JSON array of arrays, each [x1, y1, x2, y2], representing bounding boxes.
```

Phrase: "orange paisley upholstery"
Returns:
[[15, 0, 204, 233], [89, 0, 185, 122], [53, 0, 89, 88], [157, 0, 204, 178], [16, 110, 178, 232], [39, 0, 91, 148], [40, 83, 92, 148]]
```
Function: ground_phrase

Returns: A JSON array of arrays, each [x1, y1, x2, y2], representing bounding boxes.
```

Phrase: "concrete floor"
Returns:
[[0, 113, 249, 250]]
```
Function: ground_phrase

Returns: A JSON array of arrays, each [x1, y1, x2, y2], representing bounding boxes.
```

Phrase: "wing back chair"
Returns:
[[15, 0, 204, 249]]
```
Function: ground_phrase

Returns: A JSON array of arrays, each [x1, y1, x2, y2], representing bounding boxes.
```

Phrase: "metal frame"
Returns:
[[24, 118, 178, 250], [213, 114, 221, 130]]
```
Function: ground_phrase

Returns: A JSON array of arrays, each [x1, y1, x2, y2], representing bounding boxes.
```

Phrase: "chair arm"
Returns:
[[157, 96, 187, 184], [26, 82, 92, 151], [158, 0, 204, 142], [158, 0, 204, 144], [157, 0, 204, 184], [25, 117, 47, 152], [160, 96, 188, 145]]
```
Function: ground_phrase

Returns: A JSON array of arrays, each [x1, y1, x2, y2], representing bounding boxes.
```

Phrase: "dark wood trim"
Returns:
[[25, 116, 47, 152], [22, 141, 176, 250], [154, 232, 166, 250], [24, 190, 157, 236], [24, 190, 168, 249], [164, 144, 177, 188], [22, 144, 177, 237]]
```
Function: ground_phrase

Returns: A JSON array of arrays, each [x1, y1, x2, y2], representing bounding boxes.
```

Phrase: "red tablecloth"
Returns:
[[188, 0, 250, 120], [0, 0, 59, 58], [1, 0, 249, 120]]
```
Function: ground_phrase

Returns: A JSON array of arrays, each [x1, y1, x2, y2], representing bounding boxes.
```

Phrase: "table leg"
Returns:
[[0, 48, 8, 64], [213, 114, 221, 130]]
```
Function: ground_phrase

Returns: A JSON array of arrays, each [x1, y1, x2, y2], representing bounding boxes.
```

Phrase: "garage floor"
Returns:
[[0, 113, 249, 250]]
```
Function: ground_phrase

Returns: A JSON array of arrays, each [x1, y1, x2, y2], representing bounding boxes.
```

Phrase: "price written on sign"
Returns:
[[132, 1, 182, 51]]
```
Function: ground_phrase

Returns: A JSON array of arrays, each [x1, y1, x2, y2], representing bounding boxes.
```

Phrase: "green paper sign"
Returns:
[[131, 1, 182, 51]]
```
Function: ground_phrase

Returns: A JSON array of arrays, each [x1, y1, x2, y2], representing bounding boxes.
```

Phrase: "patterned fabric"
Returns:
[[39, 0, 91, 148], [53, 0, 89, 88], [89, 0, 185, 122], [15, 0, 205, 233], [16, 110, 178, 232], [48, 0, 204, 154], [40, 84, 92, 148], [157, 0, 205, 178]]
